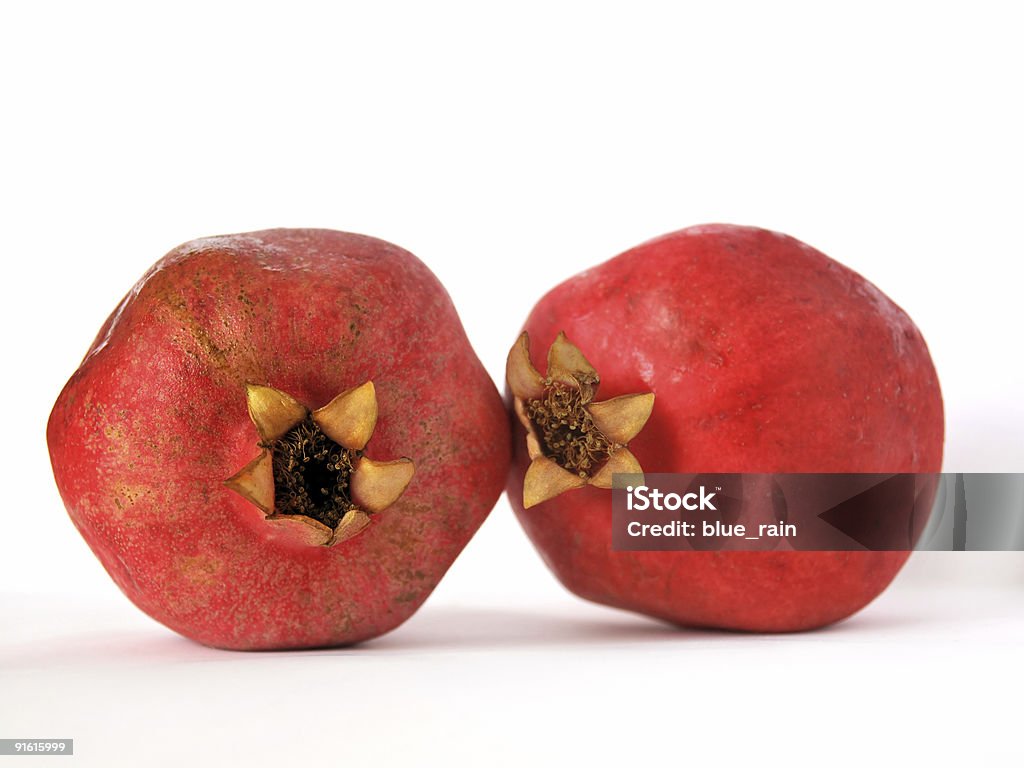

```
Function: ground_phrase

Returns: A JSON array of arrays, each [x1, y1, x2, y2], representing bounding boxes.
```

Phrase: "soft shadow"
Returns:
[[361, 604, 687, 653], [826, 609, 936, 634], [2, 600, 944, 669], [2, 628, 220, 671], [1, 605, 688, 669], [298, 604, 942, 656], [362, 597, 952, 651]]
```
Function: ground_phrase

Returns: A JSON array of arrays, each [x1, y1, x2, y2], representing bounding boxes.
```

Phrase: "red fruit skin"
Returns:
[[510, 224, 944, 632], [48, 229, 509, 650]]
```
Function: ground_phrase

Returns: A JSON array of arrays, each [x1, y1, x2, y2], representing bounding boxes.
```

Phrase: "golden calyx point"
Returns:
[[313, 381, 378, 450], [587, 393, 656, 445], [506, 332, 654, 509], [547, 331, 598, 391], [523, 456, 587, 508], [246, 384, 307, 443], [351, 456, 416, 513], [223, 451, 274, 514]]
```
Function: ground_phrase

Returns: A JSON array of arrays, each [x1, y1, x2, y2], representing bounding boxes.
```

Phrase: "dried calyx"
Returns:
[[506, 332, 654, 508], [225, 382, 414, 546]]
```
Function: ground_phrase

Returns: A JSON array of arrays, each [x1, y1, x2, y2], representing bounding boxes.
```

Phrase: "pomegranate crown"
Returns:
[[506, 332, 654, 508]]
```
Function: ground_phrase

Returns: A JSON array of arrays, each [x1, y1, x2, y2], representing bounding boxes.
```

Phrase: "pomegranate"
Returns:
[[48, 229, 508, 650], [507, 224, 943, 631]]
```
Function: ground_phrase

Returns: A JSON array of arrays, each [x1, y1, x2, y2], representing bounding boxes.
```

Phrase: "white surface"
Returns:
[[2, 584, 1023, 766], [3, 1, 1024, 764]]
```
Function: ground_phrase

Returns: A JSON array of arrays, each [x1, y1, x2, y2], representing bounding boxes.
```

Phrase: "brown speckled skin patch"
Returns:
[[47, 229, 509, 650]]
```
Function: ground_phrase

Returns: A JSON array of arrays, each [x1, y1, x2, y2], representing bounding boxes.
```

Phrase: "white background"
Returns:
[[2, 1, 1024, 766]]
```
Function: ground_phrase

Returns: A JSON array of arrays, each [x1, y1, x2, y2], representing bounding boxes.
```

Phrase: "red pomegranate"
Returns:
[[507, 224, 943, 632], [48, 229, 508, 649]]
